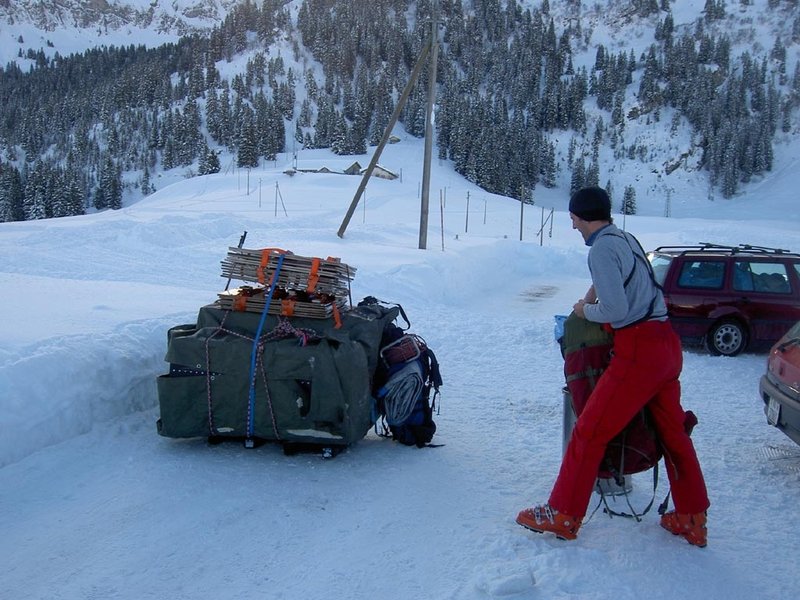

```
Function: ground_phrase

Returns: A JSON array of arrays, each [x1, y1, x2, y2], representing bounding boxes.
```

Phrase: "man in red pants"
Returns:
[[516, 186, 710, 547]]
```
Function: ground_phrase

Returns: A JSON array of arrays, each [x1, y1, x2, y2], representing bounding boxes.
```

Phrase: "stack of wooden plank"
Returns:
[[221, 247, 355, 296], [218, 248, 355, 317], [217, 286, 347, 319]]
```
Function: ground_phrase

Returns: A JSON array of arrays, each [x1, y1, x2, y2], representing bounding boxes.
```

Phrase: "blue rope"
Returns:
[[246, 252, 285, 442]]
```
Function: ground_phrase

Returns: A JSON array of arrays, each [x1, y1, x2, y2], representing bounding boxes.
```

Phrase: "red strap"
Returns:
[[332, 302, 342, 329], [257, 248, 289, 284], [233, 293, 248, 312], [307, 258, 321, 292]]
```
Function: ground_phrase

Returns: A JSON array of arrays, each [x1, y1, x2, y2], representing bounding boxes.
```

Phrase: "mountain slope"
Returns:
[[0, 0, 238, 66], [1, 0, 798, 219]]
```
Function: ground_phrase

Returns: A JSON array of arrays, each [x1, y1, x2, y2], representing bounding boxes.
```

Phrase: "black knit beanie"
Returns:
[[569, 186, 611, 222]]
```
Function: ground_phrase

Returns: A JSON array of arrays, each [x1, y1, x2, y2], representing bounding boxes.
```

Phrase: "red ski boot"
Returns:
[[516, 504, 581, 540], [660, 510, 707, 547]]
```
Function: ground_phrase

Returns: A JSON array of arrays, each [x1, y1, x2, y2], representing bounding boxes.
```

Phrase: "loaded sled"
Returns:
[[156, 246, 398, 455]]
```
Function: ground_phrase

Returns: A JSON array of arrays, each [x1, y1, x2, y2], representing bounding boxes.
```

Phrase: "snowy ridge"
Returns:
[[0, 0, 236, 33]]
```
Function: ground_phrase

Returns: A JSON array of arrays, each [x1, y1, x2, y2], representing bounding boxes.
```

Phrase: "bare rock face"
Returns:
[[0, 0, 240, 36]]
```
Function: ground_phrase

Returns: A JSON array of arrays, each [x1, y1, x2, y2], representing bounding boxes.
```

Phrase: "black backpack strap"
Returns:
[[597, 464, 659, 521], [613, 231, 667, 327], [393, 303, 412, 331], [425, 347, 443, 391], [359, 296, 412, 331], [592, 422, 660, 521], [613, 231, 663, 291]]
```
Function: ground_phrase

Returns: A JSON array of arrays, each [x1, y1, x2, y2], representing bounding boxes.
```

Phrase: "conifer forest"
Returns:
[[1, 0, 799, 221]]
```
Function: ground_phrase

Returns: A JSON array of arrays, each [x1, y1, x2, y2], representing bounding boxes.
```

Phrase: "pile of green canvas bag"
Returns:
[[156, 301, 399, 449]]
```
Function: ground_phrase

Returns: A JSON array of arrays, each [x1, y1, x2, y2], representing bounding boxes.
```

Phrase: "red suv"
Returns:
[[647, 244, 800, 356], [760, 321, 800, 446]]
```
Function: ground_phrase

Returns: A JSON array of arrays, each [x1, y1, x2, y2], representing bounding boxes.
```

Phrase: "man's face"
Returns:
[[569, 212, 591, 242]]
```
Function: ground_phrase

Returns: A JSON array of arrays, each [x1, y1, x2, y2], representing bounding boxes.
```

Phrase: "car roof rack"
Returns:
[[651, 242, 798, 257]]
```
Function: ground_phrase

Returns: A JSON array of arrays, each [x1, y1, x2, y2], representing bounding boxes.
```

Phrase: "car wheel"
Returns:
[[706, 320, 747, 356]]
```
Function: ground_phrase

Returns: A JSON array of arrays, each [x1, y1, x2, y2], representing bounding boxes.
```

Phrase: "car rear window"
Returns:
[[677, 260, 725, 289], [785, 320, 800, 340], [734, 261, 792, 294], [648, 254, 672, 286]]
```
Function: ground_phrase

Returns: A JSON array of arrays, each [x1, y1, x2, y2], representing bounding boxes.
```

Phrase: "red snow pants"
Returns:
[[549, 319, 710, 519]]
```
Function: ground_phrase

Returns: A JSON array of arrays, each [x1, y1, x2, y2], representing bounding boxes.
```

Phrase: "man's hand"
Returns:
[[573, 299, 587, 319]]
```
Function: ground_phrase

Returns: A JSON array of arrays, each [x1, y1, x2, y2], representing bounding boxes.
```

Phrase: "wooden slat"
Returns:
[[217, 287, 346, 319], [220, 247, 356, 296]]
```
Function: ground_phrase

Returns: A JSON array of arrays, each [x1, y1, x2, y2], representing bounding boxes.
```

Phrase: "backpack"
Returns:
[[560, 311, 697, 517], [561, 312, 662, 479], [359, 297, 443, 448]]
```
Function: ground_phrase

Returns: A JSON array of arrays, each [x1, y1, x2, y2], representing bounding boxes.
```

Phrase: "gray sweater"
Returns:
[[582, 224, 668, 329]]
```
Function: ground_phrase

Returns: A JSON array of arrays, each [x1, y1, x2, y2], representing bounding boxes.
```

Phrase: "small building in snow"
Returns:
[[368, 165, 399, 180], [344, 161, 362, 175]]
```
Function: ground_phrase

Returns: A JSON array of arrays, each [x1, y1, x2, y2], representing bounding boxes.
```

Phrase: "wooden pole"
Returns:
[[418, 0, 439, 250], [337, 40, 432, 238], [465, 190, 470, 233], [540, 205, 544, 246], [440, 189, 445, 252]]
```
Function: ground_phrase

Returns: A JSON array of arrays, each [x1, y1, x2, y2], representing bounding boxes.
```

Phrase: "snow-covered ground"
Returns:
[[1, 133, 799, 600]]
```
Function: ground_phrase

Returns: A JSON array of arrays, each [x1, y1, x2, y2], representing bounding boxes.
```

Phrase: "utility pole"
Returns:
[[465, 191, 470, 233], [337, 0, 440, 248], [664, 187, 672, 218], [418, 0, 439, 250], [337, 37, 432, 238]]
